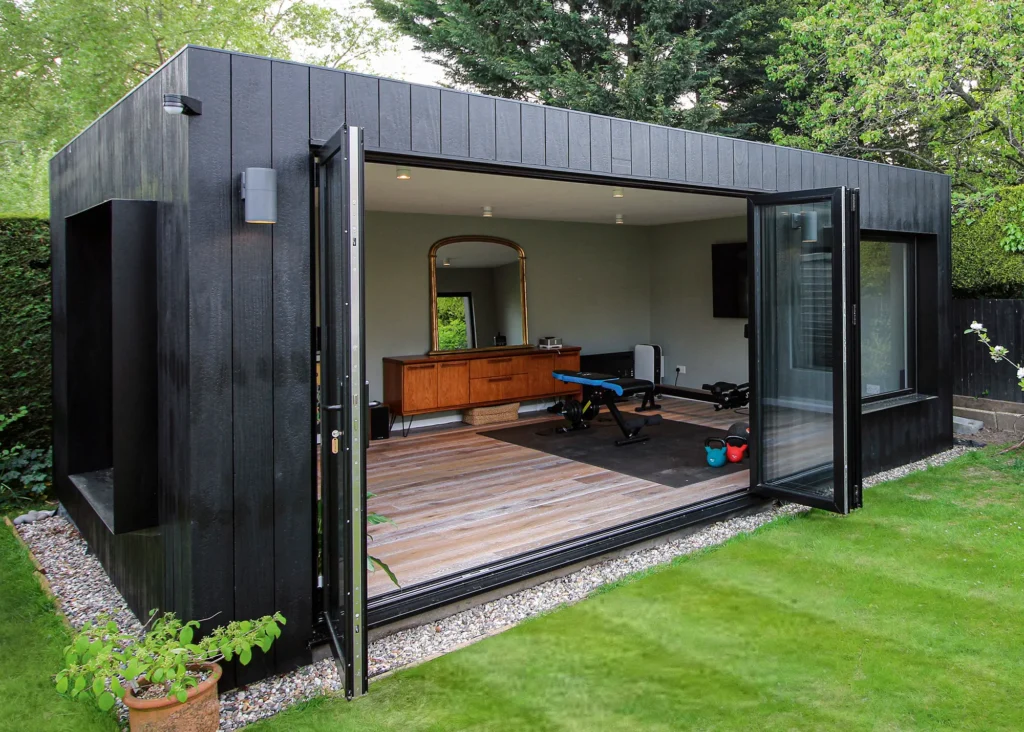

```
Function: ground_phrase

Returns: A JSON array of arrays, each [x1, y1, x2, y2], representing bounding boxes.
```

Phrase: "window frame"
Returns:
[[858, 231, 918, 405], [436, 291, 477, 349]]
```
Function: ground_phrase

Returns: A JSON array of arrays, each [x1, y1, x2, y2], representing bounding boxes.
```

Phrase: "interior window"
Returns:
[[436, 294, 475, 349], [860, 237, 913, 397]]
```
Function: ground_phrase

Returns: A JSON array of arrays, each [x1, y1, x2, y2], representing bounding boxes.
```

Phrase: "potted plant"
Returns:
[[55, 610, 286, 732]]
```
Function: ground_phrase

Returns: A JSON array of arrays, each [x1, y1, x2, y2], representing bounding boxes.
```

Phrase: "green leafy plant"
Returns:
[[55, 610, 286, 711], [1000, 202, 1024, 253], [964, 321, 1024, 452], [367, 492, 399, 587], [0, 406, 52, 511]]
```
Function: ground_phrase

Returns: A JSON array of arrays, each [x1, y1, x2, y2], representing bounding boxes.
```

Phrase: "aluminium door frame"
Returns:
[[314, 123, 368, 698]]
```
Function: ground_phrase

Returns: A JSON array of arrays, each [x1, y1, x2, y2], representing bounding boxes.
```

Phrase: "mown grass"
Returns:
[[0, 523, 116, 732], [255, 448, 1024, 731]]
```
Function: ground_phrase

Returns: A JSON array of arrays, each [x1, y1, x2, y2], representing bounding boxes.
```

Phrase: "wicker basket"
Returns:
[[463, 402, 520, 426]]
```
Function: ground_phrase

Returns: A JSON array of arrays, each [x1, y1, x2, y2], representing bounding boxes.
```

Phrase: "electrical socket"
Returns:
[[676, 365, 685, 374]]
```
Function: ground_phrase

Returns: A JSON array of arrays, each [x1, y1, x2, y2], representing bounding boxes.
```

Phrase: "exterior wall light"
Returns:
[[162, 94, 202, 116], [615, 213, 624, 225], [482, 205, 493, 218], [612, 186, 624, 198], [442, 258, 452, 267], [396, 166, 412, 180], [241, 168, 277, 224]]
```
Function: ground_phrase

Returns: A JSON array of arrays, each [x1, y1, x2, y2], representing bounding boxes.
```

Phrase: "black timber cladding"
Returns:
[[49, 44, 952, 687]]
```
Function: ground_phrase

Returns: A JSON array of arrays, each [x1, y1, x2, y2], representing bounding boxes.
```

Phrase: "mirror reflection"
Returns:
[[431, 237, 527, 352]]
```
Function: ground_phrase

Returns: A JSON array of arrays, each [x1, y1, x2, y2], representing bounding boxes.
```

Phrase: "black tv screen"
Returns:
[[711, 242, 749, 319]]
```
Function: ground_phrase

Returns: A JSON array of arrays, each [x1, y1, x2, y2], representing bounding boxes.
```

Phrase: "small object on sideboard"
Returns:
[[494, 332, 507, 347], [538, 336, 562, 349]]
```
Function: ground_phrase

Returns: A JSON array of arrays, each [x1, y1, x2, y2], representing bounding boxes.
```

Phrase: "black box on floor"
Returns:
[[369, 403, 390, 440]]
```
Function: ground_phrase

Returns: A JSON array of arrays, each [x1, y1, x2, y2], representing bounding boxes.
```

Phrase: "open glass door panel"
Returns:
[[748, 187, 862, 514], [317, 124, 368, 698]]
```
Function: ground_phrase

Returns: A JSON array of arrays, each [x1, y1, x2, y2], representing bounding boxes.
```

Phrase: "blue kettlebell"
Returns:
[[705, 437, 727, 468]]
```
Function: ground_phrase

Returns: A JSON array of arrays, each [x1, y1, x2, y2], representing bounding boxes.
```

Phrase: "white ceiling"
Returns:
[[365, 163, 746, 226], [435, 240, 520, 268]]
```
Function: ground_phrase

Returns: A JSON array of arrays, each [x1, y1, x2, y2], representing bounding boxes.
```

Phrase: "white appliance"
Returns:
[[634, 344, 663, 384]]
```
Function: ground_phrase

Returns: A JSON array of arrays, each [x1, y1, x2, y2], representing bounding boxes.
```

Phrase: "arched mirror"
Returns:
[[429, 236, 528, 354]]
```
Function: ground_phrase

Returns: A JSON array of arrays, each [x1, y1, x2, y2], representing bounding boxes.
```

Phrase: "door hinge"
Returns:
[[850, 191, 858, 212], [852, 304, 857, 326]]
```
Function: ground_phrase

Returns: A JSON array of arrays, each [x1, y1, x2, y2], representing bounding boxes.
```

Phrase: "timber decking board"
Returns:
[[365, 398, 748, 596]]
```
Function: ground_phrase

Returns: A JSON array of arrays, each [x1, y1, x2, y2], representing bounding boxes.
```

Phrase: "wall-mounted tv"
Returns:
[[711, 242, 749, 319]]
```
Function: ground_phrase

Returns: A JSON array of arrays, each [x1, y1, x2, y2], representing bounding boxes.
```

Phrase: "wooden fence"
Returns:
[[953, 299, 1024, 403]]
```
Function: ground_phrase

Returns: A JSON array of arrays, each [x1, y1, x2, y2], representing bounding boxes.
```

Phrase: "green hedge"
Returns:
[[0, 218, 51, 451], [952, 186, 1024, 298]]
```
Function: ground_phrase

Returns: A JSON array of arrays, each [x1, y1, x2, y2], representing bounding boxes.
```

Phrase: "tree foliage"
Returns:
[[770, 0, 1024, 194], [952, 186, 1024, 298], [437, 295, 469, 350], [371, 0, 796, 140], [0, 0, 396, 215]]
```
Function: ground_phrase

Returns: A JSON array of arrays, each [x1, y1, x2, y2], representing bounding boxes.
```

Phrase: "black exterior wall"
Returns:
[[50, 45, 953, 685]]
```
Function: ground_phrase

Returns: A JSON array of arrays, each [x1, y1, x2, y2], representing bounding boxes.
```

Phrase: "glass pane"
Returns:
[[758, 200, 835, 498], [861, 239, 910, 396]]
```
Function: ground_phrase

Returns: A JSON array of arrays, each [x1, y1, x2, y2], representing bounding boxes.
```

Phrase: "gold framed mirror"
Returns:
[[429, 235, 529, 355]]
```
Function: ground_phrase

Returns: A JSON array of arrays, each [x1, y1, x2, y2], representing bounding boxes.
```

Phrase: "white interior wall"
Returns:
[[648, 216, 750, 389], [365, 211, 653, 403]]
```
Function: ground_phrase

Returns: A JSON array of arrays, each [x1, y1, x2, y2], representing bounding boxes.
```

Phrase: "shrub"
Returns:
[[952, 187, 1024, 298], [0, 218, 51, 451], [56, 611, 286, 711], [0, 406, 52, 511]]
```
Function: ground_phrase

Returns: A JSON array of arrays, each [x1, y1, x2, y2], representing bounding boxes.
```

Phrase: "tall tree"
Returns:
[[0, 0, 395, 214], [370, 0, 795, 140], [770, 0, 1024, 194]]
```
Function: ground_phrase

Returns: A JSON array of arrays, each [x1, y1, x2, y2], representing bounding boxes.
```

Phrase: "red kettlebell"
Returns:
[[726, 436, 748, 463]]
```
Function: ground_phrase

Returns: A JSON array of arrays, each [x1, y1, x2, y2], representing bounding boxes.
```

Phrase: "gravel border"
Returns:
[[14, 444, 970, 729]]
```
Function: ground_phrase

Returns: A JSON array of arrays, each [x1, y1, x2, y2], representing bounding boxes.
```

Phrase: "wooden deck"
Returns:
[[366, 397, 749, 597]]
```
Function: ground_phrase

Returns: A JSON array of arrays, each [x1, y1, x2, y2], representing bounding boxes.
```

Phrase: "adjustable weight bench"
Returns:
[[551, 370, 663, 446]]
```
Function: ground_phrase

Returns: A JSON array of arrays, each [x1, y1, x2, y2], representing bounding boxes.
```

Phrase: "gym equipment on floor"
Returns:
[[552, 371, 664, 446], [725, 420, 750, 462], [649, 380, 750, 412], [704, 437, 728, 467]]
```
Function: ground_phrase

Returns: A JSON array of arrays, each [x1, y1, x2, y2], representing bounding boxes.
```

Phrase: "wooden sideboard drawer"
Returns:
[[469, 356, 524, 379], [470, 375, 510, 403]]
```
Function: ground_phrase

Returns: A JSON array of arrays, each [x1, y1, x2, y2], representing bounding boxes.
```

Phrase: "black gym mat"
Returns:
[[482, 416, 747, 488]]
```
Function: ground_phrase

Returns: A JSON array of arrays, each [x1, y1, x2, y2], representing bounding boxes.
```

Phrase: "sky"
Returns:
[[315, 0, 447, 87]]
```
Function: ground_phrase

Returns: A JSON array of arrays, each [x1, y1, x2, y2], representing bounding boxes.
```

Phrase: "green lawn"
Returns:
[[256, 449, 1024, 732], [0, 522, 116, 732]]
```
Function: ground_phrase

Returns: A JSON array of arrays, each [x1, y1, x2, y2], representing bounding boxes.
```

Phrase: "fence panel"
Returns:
[[952, 299, 1024, 403]]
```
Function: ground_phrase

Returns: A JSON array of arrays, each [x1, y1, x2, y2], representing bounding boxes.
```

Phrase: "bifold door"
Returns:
[[748, 187, 862, 514], [317, 125, 368, 697]]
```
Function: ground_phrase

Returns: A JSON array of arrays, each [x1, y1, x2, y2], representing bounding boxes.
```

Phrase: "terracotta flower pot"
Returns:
[[123, 662, 222, 732]]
